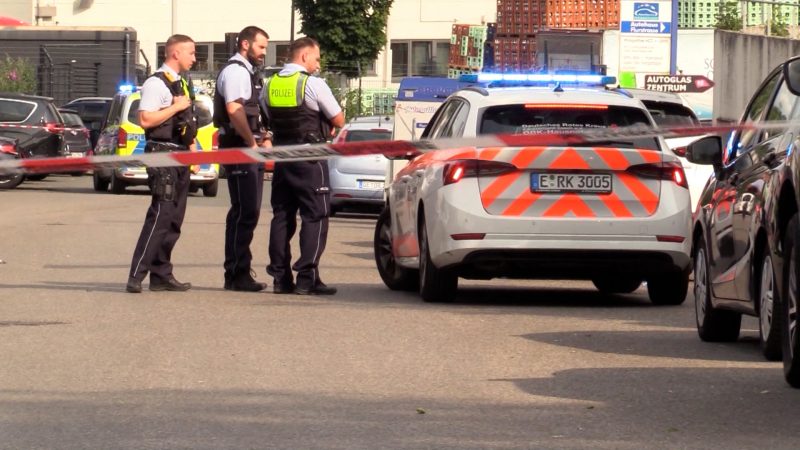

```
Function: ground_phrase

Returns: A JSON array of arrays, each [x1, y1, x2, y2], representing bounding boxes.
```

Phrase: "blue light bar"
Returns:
[[118, 84, 135, 93], [458, 73, 617, 86]]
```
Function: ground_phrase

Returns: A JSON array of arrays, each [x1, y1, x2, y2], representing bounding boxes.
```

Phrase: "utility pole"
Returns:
[[172, 0, 178, 35], [290, 2, 295, 43]]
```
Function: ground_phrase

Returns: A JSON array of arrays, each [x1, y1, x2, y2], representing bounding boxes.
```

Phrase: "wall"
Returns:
[[38, 0, 496, 87], [714, 29, 800, 120], [2, 0, 33, 22]]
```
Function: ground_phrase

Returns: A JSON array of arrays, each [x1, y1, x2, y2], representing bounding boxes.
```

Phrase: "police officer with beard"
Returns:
[[263, 37, 345, 295], [126, 34, 197, 293], [213, 26, 270, 292]]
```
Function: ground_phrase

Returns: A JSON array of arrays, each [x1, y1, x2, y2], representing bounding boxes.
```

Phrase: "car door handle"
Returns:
[[414, 170, 424, 178]]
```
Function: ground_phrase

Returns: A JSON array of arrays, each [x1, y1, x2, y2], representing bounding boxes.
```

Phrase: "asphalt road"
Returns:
[[1, 175, 799, 449]]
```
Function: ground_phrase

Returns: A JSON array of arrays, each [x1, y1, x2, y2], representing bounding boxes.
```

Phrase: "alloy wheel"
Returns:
[[695, 247, 708, 325], [790, 256, 798, 360], [760, 254, 776, 340]]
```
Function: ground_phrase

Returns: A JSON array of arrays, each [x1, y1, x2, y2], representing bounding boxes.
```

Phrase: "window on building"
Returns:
[[391, 39, 449, 81]]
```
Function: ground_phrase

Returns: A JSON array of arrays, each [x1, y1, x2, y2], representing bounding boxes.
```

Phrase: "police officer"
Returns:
[[263, 37, 345, 295], [126, 34, 197, 293], [213, 26, 270, 292]]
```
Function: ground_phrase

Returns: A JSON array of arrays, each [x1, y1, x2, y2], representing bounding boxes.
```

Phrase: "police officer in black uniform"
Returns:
[[126, 34, 197, 293], [213, 26, 271, 292], [263, 37, 345, 295]]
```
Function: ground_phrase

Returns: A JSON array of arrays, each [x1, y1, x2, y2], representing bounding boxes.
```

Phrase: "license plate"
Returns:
[[531, 173, 612, 194], [358, 180, 384, 189], [67, 152, 86, 158]]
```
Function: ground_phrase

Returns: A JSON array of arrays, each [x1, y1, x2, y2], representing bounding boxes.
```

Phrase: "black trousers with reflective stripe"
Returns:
[[129, 166, 190, 282], [221, 134, 264, 280], [267, 160, 330, 290]]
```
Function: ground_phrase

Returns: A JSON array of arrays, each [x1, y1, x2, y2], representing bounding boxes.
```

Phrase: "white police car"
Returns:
[[373, 73, 693, 303]]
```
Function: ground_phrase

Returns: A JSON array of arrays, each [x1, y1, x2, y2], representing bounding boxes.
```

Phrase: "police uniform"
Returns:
[[126, 64, 196, 293], [263, 63, 342, 294], [213, 53, 267, 291]]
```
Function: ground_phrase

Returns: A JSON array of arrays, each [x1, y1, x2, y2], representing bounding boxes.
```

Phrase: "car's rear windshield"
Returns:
[[0, 99, 36, 122], [61, 112, 84, 127], [480, 103, 660, 150], [642, 101, 699, 126], [74, 102, 111, 122], [345, 129, 392, 142]]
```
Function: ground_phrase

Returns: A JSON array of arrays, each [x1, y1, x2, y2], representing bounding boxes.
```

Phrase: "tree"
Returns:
[[293, 0, 393, 78], [0, 55, 36, 94], [771, 5, 789, 37], [714, 1, 742, 31]]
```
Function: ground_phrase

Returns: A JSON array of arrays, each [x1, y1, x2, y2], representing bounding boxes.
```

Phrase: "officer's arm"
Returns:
[[139, 96, 190, 129], [226, 101, 257, 148], [330, 111, 345, 129]]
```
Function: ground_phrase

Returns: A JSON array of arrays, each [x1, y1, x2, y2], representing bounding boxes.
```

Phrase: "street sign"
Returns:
[[644, 74, 715, 93], [619, 0, 674, 73]]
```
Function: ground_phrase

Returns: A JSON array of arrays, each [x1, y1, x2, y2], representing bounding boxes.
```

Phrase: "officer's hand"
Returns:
[[259, 139, 273, 149], [190, 164, 200, 174], [172, 95, 191, 111]]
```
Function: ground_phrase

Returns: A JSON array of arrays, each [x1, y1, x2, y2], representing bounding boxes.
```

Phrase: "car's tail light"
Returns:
[[211, 130, 219, 150], [672, 146, 687, 157], [657, 235, 686, 243], [43, 122, 64, 134], [627, 161, 688, 189], [443, 160, 517, 186], [82, 127, 91, 139], [117, 128, 127, 149], [0, 142, 17, 156], [334, 129, 347, 143]]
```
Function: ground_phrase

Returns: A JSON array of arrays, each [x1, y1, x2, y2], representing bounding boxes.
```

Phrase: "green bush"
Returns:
[[0, 56, 36, 94]]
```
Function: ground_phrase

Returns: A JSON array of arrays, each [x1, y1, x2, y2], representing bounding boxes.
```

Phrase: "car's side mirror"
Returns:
[[784, 57, 800, 96], [685, 135, 722, 166]]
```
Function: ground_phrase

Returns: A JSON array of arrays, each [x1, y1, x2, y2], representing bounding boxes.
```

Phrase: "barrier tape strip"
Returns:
[[0, 121, 765, 176]]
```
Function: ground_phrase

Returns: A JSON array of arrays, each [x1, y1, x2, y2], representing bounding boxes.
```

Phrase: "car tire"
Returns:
[[93, 172, 109, 192], [203, 180, 218, 198], [373, 209, 418, 291], [418, 213, 457, 302], [592, 276, 641, 294], [70, 172, 83, 177], [330, 205, 339, 217], [758, 244, 783, 361], [26, 174, 47, 181], [0, 173, 24, 190], [781, 214, 800, 387], [110, 174, 126, 194], [647, 269, 689, 305], [694, 234, 741, 342]]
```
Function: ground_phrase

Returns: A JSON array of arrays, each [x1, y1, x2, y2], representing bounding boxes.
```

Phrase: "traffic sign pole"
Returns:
[[670, 0, 678, 74]]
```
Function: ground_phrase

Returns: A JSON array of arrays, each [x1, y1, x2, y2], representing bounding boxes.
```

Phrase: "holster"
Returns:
[[147, 167, 176, 202], [145, 142, 188, 153]]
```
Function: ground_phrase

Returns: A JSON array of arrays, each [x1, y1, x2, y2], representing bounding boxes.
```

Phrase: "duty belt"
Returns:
[[145, 141, 189, 153]]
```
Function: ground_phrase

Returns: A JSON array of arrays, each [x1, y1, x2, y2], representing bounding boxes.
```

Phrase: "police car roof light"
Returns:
[[458, 73, 617, 86], [118, 84, 135, 93]]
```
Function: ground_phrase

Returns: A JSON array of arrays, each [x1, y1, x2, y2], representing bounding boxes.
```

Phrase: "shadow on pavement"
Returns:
[[520, 329, 763, 362]]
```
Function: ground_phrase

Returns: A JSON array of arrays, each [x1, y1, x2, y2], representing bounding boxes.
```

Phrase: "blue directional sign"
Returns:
[[620, 21, 671, 33]]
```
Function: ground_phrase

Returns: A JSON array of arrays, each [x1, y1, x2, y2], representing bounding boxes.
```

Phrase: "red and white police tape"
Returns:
[[0, 122, 766, 175]]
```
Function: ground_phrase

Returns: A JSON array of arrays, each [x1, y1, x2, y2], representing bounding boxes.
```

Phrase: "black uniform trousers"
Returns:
[[267, 160, 331, 290], [221, 134, 265, 281], [129, 165, 190, 282]]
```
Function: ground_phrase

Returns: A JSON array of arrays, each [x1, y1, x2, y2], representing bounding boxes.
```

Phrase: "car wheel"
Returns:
[[26, 174, 47, 181], [70, 172, 83, 177], [93, 172, 109, 192], [647, 269, 689, 305], [0, 173, 24, 190], [781, 214, 800, 387], [418, 213, 457, 302], [694, 234, 741, 341], [373, 208, 418, 291], [592, 276, 641, 294], [110, 174, 126, 194], [203, 180, 218, 197], [330, 205, 339, 217], [758, 245, 783, 361]]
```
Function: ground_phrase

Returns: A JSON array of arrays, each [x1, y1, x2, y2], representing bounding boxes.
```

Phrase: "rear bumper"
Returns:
[[424, 178, 692, 276], [113, 168, 218, 186], [330, 169, 385, 206]]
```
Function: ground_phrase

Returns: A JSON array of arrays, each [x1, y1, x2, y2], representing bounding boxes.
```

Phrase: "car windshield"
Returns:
[[642, 101, 699, 126], [61, 112, 84, 127], [345, 129, 392, 142], [480, 103, 660, 150], [74, 102, 111, 122]]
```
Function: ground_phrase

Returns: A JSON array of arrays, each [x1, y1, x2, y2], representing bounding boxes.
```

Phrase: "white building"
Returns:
[[5, 0, 497, 87]]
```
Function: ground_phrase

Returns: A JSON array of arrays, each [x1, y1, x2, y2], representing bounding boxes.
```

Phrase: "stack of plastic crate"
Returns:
[[448, 23, 498, 78], [494, 0, 543, 71]]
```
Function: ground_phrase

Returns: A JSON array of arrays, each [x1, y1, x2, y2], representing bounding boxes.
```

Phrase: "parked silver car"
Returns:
[[329, 116, 393, 215]]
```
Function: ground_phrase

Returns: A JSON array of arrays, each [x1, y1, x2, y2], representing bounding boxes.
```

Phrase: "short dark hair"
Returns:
[[237, 26, 269, 50], [164, 34, 194, 56], [289, 37, 319, 60]]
